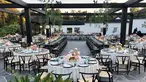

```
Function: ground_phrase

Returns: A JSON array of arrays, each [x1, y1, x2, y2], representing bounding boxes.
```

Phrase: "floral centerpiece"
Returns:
[[69, 56, 78, 62], [116, 43, 124, 50], [5, 41, 13, 46], [44, 38, 49, 44], [65, 48, 81, 62], [30, 43, 38, 50]]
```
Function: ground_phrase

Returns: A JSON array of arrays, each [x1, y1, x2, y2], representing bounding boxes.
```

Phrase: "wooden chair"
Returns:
[[97, 69, 113, 82], [116, 56, 130, 74], [78, 72, 98, 82], [52, 72, 72, 81], [131, 55, 145, 74], [19, 55, 33, 73]]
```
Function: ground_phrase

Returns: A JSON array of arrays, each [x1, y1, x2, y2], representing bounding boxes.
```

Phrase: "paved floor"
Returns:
[[0, 41, 146, 82], [60, 41, 91, 56]]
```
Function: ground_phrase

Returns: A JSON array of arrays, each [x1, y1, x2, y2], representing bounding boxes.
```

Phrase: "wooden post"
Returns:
[[20, 15, 24, 37], [120, 8, 127, 45], [128, 14, 133, 35], [24, 8, 32, 45]]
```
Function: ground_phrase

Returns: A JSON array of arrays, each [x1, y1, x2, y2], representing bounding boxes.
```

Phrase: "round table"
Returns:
[[129, 41, 146, 49], [100, 48, 138, 63], [48, 56, 99, 82], [0, 43, 21, 49], [13, 48, 49, 56]]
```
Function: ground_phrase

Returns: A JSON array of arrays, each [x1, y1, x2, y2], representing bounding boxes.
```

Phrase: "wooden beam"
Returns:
[[1, 3, 146, 8], [125, 0, 143, 6], [25, 12, 132, 16], [0, 4, 21, 8], [6, 0, 27, 7], [0, 8, 20, 15], [27, 3, 125, 8], [107, 0, 143, 14], [30, 8, 45, 14]]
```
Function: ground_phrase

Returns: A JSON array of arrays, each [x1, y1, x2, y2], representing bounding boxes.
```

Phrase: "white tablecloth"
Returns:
[[100, 48, 138, 63], [13, 48, 49, 56], [48, 59, 99, 82], [129, 41, 146, 49], [0, 43, 21, 52]]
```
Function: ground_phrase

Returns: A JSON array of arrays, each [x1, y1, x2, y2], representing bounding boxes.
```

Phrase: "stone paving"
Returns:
[[0, 41, 146, 82]]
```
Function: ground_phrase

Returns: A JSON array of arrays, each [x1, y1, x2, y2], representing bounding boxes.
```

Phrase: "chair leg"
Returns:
[[29, 66, 30, 73], [144, 65, 146, 72], [127, 65, 129, 75], [19, 65, 21, 73], [139, 64, 140, 74], [117, 65, 119, 74]]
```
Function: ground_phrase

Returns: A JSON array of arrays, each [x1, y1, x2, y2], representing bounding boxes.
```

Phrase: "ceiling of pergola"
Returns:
[[21, 0, 129, 3]]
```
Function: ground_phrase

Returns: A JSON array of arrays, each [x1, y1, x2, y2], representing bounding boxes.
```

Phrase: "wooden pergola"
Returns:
[[0, 0, 145, 45]]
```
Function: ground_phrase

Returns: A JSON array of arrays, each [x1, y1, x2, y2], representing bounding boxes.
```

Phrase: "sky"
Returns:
[[21, 0, 146, 12]]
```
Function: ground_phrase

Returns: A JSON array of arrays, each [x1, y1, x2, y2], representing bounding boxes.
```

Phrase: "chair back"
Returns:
[[2, 48, 12, 59], [134, 55, 144, 63], [99, 55, 111, 65], [79, 72, 98, 82], [116, 56, 130, 65], [52, 72, 72, 80], [36, 54, 48, 65], [19, 55, 32, 64]]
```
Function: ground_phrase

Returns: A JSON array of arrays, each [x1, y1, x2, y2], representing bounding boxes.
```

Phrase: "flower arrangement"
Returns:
[[44, 38, 48, 44], [72, 48, 80, 56], [117, 43, 123, 50], [65, 48, 80, 62], [69, 56, 77, 62], [5, 41, 13, 46], [30, 43, 38, 50]]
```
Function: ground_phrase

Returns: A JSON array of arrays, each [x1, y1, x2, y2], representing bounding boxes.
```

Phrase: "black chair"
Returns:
[[36, 54, 48, 66], [2, 49, 16, 70], [98, 55, 111, 67], [97, 69, 113, 82], [98, 55, 116, 73], [19, 55, 33, 73], [78, 72, 98, 82], [52, 72, 72, 80], [34, 54, 49, 73], [131, 55, 145, 74], [116, 56, 130, 74]]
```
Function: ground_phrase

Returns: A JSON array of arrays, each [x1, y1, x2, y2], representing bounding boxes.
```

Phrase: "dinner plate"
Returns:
[[33, 50, 39, 53], [78, 64, 89, 67], [88, 61, 97, 64], [89, 58, 96, 61], [50, 62, 59, 66], [116, 51, 124, 54], [82, 56, 89, 58], [24, 51, 32, 54], [50, 58, 58, 61], [107, 50, 114, 53], [63, 64, 72, 68], [59, 56, 64, 59]]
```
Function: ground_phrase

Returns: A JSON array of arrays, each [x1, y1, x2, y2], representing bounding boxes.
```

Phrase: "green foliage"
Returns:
[[44, 0, 63, 27], [9, 73, 72, 82], [89, 0, 112, 28], [0, 24, 20, 37]]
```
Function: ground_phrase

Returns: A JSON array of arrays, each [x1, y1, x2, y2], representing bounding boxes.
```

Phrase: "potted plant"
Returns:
[[9, 73, 72, 82]]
